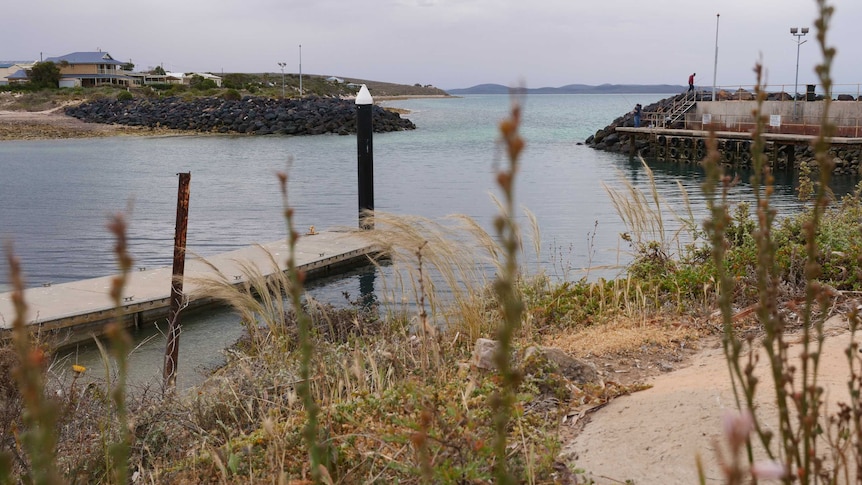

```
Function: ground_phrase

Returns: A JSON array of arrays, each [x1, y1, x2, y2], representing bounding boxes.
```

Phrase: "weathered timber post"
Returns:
[[356, 84, 374, 229], [164, 172, 191, 390]]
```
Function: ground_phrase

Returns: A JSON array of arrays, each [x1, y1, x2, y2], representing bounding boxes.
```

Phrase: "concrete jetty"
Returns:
[[0, 230, 379, 345], [587, 88, 862, 174]]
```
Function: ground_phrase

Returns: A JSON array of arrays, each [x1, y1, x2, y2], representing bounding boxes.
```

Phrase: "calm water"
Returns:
[[2, 94, 856, 388]]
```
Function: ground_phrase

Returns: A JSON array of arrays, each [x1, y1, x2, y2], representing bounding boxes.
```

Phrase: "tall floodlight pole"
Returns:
[[790, 27, 809, 120], [277, 62, 286, 98], [299, 44, 303, 97], [712, 13, 720, 101]]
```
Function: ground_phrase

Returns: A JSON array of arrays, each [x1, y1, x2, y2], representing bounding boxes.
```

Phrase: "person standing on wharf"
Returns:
[[688, 73, 696, 92]]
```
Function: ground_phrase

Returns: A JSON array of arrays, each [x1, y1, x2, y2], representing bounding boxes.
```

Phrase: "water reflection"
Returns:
[[58, 263, 384, 391]]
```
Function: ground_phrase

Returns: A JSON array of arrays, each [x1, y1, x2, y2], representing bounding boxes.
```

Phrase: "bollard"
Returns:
[[164, 172, 190, 390], [356, 84, 374, 229]]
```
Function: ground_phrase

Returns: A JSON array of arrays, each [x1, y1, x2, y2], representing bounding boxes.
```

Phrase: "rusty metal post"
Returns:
[[164, 172, 191, 389]]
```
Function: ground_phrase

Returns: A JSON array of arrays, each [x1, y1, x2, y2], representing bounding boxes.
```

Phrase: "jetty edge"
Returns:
[[0, 230, 382, 347], [586, 88, 862, 175]]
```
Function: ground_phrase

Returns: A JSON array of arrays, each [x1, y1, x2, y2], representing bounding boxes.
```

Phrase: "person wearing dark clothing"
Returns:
[[688, 73, 696, 92], [633, 104, 642, 128]]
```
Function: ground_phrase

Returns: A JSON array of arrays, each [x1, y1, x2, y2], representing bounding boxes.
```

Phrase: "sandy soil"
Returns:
[[0, 108, 179, 140], [562, 314, 857, 484]]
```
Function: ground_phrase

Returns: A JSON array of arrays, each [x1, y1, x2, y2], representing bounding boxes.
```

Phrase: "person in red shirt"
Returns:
[[688, 73, 696, 92]]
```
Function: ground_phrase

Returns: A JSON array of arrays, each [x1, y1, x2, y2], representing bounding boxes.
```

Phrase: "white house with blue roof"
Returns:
[[0, 61, 35, 85]]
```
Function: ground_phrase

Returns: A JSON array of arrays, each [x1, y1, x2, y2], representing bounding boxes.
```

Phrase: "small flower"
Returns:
[[722, 409, 754, 451], [751, 460, 786, 479], [72, 364, 87, 374]]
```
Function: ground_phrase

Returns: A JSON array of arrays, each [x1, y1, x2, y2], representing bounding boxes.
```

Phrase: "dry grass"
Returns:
[[540, 314, 703, 359], [604, 158, 698, 258]]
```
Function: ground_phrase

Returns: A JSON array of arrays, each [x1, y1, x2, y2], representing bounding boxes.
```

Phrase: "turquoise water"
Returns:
[[3, 93, 839, 289], [2, 93, 856, 388], [0, 94, 667, 288]]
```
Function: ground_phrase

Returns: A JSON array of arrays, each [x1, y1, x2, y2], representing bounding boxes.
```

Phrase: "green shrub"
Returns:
[[222, 89, 241, 101], [191, 79, 217, 91], [116, 91, 133, 101], [147, 83, 172, 91], [167, 84, 187, 95]]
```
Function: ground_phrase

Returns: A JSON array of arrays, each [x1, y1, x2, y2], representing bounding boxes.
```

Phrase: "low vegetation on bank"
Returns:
[[0, 73, 449, 112]]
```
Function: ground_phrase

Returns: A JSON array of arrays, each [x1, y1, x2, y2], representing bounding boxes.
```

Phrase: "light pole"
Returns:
[[712, 13, 719, 101], [277, 62, 286, 98], [299, 44, 303, 97], [790, 27, 809, 120]]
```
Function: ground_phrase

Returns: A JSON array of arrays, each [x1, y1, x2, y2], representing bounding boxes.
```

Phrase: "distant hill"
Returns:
[[447, 83, 686, 95], [341, 78, 450, 97]]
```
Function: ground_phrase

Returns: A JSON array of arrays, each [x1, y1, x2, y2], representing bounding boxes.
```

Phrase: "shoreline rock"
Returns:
[[64, 95, 416, 136]]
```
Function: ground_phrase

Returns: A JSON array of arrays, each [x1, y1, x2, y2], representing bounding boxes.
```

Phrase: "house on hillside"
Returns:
[[161, 71, 222, 87], [126, 72, 168, 85], [162, 72, 187, 85], [193, 72, 222, 87], [0, 61, 35, 85], [43, 51, 134, 87]]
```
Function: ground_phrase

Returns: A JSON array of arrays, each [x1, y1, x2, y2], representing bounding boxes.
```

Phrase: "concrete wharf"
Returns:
[[617, 126, 862, 145], [588, 88, 862, 174], [0, 231, 379, 346]]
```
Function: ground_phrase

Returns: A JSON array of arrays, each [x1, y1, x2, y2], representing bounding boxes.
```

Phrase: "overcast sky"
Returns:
[[3, 0, 860, 91]]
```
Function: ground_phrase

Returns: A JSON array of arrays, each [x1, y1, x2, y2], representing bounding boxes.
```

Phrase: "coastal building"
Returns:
[[126, 72, 170, 85], [192, 72, 222, 87], [160, 71, 222, 87], [0, 61, 35, 85], [43, 51, 134, 87]]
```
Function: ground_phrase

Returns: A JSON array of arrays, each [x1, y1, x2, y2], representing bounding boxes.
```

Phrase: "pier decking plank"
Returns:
[[0, 231, 378, 339]]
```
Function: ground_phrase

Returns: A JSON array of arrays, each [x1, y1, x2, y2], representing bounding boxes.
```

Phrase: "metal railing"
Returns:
[[638, 83, 862, 137], [643, 111, 862, 138], [705, 82, 862, 100]]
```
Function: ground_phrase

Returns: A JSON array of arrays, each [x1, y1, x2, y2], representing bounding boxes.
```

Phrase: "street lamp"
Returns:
[[712, 13, 719, 102], [790, 26, 809, 120], [299, 44, 303, 97], [277, 62, 286, 98]]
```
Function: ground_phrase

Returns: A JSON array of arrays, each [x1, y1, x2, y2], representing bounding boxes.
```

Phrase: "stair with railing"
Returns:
[[664, 91, 698, 126]]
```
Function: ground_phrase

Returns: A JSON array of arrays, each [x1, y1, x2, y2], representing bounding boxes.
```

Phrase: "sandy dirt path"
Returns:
[[563, 315, 857, 484]]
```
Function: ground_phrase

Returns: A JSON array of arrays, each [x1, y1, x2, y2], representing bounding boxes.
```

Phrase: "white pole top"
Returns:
[[355, 84, 373, 105]]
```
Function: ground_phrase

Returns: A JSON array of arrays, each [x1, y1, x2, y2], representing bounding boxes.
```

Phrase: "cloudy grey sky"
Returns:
[[3, 0, 860, 91]]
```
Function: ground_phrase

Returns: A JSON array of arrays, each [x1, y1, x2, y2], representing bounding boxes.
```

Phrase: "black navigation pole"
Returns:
[[356, 84, 374, 229]]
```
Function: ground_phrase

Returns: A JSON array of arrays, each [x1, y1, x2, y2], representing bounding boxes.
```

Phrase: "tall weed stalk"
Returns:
[[103, 214, 134, 485], [277, 170, 327, 482], [3, 244, 61, 485], [1, 212, 136, 484], [706, 1, 846, 482], [491, 95, 526, 485]]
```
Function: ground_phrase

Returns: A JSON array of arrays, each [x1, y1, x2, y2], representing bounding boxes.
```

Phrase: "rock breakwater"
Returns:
[[585, 93, 688, 153], [65, 96, 416, 136]]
